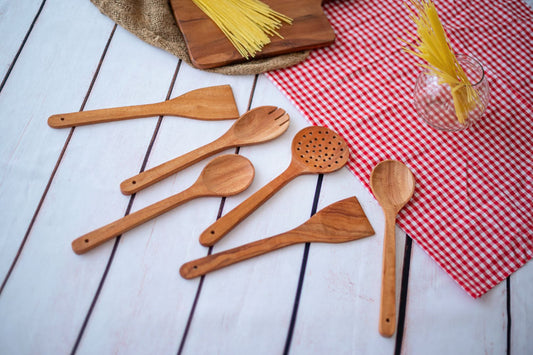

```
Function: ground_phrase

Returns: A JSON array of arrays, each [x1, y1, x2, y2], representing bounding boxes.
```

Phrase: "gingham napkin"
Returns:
[[266, 0, 533, 298]]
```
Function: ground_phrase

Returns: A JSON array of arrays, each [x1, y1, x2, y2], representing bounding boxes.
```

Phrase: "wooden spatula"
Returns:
[[180, 196, 374, 279], [48, 85, 239, 128]]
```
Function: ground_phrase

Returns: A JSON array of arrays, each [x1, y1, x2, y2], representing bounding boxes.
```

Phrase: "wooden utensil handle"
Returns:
[[180, 232, 300, 279], [120, 138, 230, 195], [72, 188, 197, 254], [199, 166, 300, 246], [48, 102, 169, 128], [379, 210, 397, 337]]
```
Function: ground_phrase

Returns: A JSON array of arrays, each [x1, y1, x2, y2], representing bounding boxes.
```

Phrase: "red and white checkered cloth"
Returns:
[[267, 0, 533, 298]]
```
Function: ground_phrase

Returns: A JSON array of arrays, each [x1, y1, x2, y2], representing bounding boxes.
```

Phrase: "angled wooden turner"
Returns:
[[48, 85, 239, 128], [199, 126, 349, 247], [180, 197, 374, 279]]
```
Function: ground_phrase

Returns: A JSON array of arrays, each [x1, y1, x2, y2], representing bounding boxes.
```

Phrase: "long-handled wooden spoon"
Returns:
[[199, 126, 350, 247], [120, 106, 289, 195], [370, 160, 415, 337], [71, 154, 254, 255], [180, 197, 374, 279], [48, 85, 239, 128]]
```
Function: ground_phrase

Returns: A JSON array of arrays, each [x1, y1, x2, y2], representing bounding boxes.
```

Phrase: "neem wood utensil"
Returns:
[[370, 160, 415, 338], [170, 0, 335, 69], [199, 126, 349, 247], [181, 196, 374, 279], [48, 85, 239, 128], [120, 106, 289, 195], [71, 155, 254, 255]]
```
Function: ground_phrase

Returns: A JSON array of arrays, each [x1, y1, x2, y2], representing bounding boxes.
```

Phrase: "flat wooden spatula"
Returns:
[[180, 196, 374, 279], [48, 85, 239, 128]]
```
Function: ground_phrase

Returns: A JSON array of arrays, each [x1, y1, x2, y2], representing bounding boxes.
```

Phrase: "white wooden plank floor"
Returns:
[[0, 1, 532, 354]]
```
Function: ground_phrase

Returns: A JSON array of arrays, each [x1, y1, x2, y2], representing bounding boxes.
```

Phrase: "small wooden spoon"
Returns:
[[180, 197, 374, 279], [199, 126, 349, 247], [120, 106, 289, 195], [48, 85, 239, 128], [71, 154, 254, 255], [370, 160, 415, 338]]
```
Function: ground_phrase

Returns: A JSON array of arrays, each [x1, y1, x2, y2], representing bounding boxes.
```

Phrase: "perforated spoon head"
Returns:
[[291, 126, 350, 173], [196, 154, 255, 196], [229, 106, 290, 145], [370, 160, 415, 213]]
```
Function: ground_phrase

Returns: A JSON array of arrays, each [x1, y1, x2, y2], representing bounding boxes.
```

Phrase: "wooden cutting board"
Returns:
[[170, 0, 335, 69]]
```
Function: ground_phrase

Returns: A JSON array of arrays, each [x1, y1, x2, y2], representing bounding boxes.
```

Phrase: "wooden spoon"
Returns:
[[48, 85, 239, 128], [120, 106, 289, 195], [370, 160, 415, 338], [180, 197, 374, 279], [71, 154, 254, 255], [199, 126, 349, 247]]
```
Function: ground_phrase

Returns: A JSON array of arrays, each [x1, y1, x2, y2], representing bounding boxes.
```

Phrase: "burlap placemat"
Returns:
[[90, 0, 309, 75]]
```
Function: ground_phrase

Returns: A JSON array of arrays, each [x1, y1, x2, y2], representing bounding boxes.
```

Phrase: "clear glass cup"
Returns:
[[413, 54, 490, 131]]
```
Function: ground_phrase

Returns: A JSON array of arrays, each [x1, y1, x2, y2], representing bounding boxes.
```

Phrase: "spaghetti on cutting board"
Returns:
[[192, 0, 293, 59]]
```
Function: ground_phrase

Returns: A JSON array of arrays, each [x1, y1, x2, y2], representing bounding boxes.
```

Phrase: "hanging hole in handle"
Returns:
[[210, 230, 215, 235], [193, 265, 198, 269], [131, 180, 136, 185], [84, 239, 89, 243], [60, 117, 65, 121], [386, 318, 390, 323]]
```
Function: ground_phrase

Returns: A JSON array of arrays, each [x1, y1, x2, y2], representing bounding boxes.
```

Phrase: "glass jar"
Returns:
[[413, 54, 490, 131]]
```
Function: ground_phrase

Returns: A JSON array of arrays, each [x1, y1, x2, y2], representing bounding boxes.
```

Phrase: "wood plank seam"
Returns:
[[245, 75, 260, 112], [70, 213, 123, 355], [135, 61, 182, 178], [283, 173, 324, 355], [70, 60, 182, 354], [0, 23, 118, 297], [394, 236, 413, 355], [176, 245, 213, 355], [506, 277, 511, 355], [0, 0, 47, 94], [176, 74, 260, 352]]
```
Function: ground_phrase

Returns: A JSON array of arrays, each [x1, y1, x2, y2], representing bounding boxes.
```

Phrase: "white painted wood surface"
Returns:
[[0, 0, 43, 79], [0, 1, 531, 354], [0, 0, 114, 280]]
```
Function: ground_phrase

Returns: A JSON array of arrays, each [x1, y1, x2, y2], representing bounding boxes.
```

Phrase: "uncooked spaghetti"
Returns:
[[192, 0, 292, 59], [403, 0, 479, 124]]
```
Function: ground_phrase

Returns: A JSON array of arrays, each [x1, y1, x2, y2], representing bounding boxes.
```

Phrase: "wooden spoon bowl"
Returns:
[[199, 154, 255, 196], [371, 160, 416, 213]]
